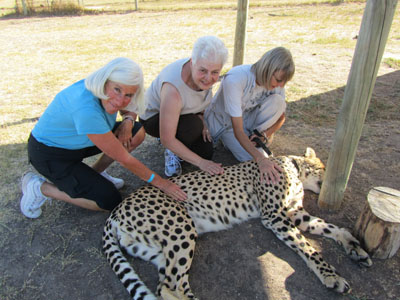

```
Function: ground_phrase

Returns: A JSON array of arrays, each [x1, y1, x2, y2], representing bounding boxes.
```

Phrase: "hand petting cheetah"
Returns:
[[103, 148, 372, 300]]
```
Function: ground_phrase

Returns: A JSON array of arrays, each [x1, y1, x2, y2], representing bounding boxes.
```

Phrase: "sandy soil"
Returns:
[[5, 69, 399, 299]]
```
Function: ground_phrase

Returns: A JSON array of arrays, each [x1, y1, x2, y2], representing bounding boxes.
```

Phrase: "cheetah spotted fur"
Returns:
[[103, 148, 372, 300]]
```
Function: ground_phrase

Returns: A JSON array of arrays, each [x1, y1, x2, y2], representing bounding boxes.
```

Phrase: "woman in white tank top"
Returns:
[[139, 36, 228, 177]]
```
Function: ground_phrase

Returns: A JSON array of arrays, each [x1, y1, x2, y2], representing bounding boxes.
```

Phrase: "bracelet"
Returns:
[[147, 173, 155, 183], [123, 115, 135, 123]]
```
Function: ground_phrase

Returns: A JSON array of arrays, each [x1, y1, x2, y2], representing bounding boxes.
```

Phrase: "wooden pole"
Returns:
[[233, 0, 249, 66], [318, 0, 398, 210], [135, 0, 138, 11], [21, 0, 28, 15]]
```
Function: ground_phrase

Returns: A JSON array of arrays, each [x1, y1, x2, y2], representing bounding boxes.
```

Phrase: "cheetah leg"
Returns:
[[157, 232, 198, 300], [121, 235, 169, 291], [287, 207, 372, 267], [261, 212, 351, 294], [119, 227, 198, 300]]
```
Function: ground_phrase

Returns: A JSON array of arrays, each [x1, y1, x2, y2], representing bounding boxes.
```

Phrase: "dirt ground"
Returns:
[[1, 70, 399, 300]]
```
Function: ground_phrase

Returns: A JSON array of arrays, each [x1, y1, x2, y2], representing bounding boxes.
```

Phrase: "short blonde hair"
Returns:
[[251, 47, 295, 87], [85, 57, 144, 108]]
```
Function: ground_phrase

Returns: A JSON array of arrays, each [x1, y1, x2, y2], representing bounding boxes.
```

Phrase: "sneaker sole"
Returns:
[[20, 193, 42, 218], [114, 182, 124, 190], [164, 170, 182, 177]]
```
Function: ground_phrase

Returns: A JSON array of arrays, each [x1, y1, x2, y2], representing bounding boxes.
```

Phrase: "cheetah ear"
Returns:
[[305, 147, 316, 158]]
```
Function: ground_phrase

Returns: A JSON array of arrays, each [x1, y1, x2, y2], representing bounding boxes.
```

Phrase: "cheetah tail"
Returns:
[[102, 219, 157, 300]]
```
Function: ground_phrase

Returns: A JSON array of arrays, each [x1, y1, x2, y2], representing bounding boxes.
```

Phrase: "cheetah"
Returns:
[[102, 148, 372, 300]]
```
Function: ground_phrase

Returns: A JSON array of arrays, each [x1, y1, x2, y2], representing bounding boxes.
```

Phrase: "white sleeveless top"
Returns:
[[140, 58, 212, 120]]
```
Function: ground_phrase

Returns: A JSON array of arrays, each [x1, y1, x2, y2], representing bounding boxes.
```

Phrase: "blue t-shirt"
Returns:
[[32, 80, 117, 150]]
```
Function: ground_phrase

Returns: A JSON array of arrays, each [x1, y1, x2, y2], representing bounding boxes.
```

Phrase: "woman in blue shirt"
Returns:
[[21, 57, 186, 218]]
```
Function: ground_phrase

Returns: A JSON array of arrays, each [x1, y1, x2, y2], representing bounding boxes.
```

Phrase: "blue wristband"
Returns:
[[147, 173, 155, 183]]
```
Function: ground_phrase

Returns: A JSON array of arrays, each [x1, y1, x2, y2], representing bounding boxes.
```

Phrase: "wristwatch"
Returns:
[[123, 115, 135, 123]]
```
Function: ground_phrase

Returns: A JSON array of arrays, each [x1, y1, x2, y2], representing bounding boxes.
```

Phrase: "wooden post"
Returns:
[[233, 0, 249, 67], [354, 187, 400, 259], [135, 0, 138, 11], [318, 0, 398, 210], [21, 0, 28, 15]]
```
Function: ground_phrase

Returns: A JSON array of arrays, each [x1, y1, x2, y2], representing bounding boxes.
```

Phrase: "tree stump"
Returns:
[[354, 187, 400, 259]]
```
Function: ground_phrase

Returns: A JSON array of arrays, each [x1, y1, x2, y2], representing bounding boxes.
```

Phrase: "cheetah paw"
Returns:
[[324, 275, 351, 294], [339, 231, 373, 267], [348, 241, 372, 267]]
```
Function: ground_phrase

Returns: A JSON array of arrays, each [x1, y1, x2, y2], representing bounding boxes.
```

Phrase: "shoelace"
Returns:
[[167, 154, 180, 167], [30, 178, 51, 209]]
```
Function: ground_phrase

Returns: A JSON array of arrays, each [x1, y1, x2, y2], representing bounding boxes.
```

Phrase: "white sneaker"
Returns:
[[164, 149, 182, 177], [20, 172, 50, 219], [101, 171, 124, 189]]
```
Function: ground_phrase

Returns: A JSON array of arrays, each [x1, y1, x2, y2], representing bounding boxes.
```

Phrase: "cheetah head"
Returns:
[[291, 147, 325, 194]]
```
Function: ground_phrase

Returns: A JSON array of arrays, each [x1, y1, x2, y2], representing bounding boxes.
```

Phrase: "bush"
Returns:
[[50, 0, 84, 15], [14, 0, 84, 16]]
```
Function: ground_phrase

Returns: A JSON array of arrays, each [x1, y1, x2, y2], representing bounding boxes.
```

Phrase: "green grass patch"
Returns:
[[314, 34, 355, 48], [384, 57, 400, 69]]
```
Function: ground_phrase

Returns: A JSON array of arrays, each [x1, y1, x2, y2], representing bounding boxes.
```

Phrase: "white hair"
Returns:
[[191, 36, 228, 66], [85, 57, 144, 108]]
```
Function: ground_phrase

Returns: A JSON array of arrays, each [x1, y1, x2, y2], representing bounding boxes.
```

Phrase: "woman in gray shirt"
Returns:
[[205, 47, 295, 184]]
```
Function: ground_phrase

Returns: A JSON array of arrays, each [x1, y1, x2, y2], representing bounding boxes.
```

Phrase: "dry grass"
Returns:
[[2, 0, 365, 16], [0, 1, 399, 299]]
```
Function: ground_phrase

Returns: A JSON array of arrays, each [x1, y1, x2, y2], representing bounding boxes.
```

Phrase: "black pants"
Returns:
[[27, 122, 142, 210], [139, 113, 213, 159]]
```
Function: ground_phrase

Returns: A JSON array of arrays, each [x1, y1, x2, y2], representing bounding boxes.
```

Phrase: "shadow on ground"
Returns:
[[1, 70, 399, 300]]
